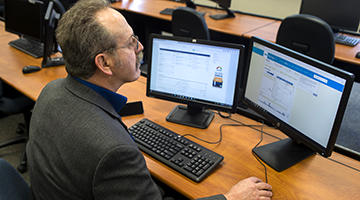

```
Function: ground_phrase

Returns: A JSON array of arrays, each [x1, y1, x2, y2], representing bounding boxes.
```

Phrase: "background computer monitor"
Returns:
[[242, 36, 354, 172], [147, 34, 244, 129], [209, 0, 235, 20], [4, 0, 44, 42], [183, 0, 196, 9], [41, 0, 65, 68], [300, 0, 360, 32]]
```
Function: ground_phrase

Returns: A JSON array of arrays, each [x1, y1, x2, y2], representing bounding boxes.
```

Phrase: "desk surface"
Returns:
[[2, 19, 360, 199], [0, 22, 67, 101], [111, 0, 277, 37], [112, 0, 360, 66]]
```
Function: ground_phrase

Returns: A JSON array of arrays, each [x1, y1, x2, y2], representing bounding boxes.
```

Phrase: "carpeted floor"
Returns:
[[336, 82, 360, 154], [0, 113, 30, 184]]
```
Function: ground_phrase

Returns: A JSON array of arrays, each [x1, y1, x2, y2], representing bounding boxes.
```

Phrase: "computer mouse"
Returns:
[[22, 65, 41, 74], [356, 52, 360, 59]]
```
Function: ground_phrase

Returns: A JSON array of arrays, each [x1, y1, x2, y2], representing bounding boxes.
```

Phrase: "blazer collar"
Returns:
[[63, 75, 121, 120]]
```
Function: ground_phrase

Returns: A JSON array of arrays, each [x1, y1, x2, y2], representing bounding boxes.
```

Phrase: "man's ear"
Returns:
[[95, 53, 113, 76]]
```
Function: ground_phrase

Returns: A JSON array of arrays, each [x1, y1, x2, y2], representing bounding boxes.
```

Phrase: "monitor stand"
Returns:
[[209, 7, 235, 20], [253, 138, 315, 172], [166, 105, 214, 129], [42, 57, 64, 68]]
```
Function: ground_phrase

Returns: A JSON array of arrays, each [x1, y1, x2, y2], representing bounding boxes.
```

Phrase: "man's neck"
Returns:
[[82, 73, 123, 93]]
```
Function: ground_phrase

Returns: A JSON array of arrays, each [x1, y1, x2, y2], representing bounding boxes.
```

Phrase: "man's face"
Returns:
[[112, 33, 144, 84], [98, 8, 144, 86]]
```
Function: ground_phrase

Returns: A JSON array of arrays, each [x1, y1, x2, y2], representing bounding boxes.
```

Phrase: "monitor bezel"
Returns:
[[146, 33, 245, 114], [242, 36, 354, 157]]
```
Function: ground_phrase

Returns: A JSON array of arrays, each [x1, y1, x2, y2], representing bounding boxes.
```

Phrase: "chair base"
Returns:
[[0, 123, 28, 173]]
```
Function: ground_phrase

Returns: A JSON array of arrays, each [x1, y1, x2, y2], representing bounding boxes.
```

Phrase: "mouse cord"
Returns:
[[251, 120, 269, 183]]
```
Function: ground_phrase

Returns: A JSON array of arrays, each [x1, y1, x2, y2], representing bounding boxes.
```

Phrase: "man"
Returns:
[[27, 0, 273, 199]]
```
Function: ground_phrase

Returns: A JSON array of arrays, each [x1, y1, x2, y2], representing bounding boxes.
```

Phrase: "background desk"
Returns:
[[0, 22, 66, 101], [112, 0, 360, 78], [112, 0, 277, 37], [1, 21, 360, 199]]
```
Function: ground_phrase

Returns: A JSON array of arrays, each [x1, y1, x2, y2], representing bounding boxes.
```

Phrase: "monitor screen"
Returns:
[[4, 0, 44, 42], [300, 0, 360, 32], [147, 34, 244, 129], [243, 36, 354, 172]]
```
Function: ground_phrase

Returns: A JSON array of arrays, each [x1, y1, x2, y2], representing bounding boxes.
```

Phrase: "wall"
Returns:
[[195, 0, 302, 19]]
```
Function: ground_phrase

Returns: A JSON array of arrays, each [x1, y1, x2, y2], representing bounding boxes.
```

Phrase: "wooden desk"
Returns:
[[120, 77, 360, 200], [112, 0, 360, 67], [111, 0, 277, 37], [1, 21, 360, 200], [0, 22, 67, 101]]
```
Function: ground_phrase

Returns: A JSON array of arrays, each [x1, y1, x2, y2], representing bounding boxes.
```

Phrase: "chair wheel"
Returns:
[[17, 164, 27, 173]]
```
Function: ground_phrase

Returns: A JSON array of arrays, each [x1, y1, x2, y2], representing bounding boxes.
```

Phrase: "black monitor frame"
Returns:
[[41, 0, 65, 68], [300, 0, 360, 33], [242, 36, 354, 172], [183, 0, 196, 9], [4, 0, 44, 42], [209, 0, 235, 20], [147, 34, 245, 129]]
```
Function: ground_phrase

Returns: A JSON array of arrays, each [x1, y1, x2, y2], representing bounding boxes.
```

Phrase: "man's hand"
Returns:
[[224, 177, 273, 200]]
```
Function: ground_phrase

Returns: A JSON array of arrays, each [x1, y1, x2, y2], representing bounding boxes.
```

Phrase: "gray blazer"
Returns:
[[27, 76, 225, 200]]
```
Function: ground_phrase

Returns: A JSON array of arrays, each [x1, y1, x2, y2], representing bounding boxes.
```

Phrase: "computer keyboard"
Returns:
[[8, 38, 44, 58], [128, 118, 224, 182], [334, 34, 360, 47]]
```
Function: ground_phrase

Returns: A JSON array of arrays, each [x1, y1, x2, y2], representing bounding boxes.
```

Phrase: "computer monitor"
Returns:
[[147, 34, 244, 129], [41, 0, 64, 68], [300, 0, 360, 32], [209, 0, 235, 20], [4, 0, 44, 42], [242, 36, 354, 172], [183, 0, 196, 9], [160, 0, 198, 15]]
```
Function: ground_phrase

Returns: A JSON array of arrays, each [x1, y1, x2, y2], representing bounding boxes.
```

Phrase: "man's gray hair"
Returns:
[[55, 0, 118, 79]]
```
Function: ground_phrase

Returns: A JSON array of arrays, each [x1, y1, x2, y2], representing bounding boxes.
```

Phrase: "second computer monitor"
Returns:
[[243, 36, 354, 171]]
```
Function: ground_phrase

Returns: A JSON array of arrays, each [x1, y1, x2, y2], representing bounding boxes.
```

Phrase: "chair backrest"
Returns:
[[276, 14, 335, 64], [0, 158, 30, 200], [52, 0, 66, 15], [171, 7, 210, 40]]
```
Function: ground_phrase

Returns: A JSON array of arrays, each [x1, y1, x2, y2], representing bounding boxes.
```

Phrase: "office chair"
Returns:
[[276, 14, 335, 64], [0, 0, 3, 21], [0, 80, 34, 173], [171, 6, 210, 40], [0, 158, 30, 200]]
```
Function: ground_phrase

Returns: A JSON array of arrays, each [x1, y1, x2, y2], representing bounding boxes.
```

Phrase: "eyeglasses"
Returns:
[[100, 34, 139, 54]]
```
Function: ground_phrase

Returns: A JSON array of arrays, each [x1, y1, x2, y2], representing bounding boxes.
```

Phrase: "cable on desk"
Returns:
[[251, 120, 268, 183], [182, 125, 223, 144], [227, 116, 282, 141], [216, 113, 269, 182], [217, 110, 231, 118]]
